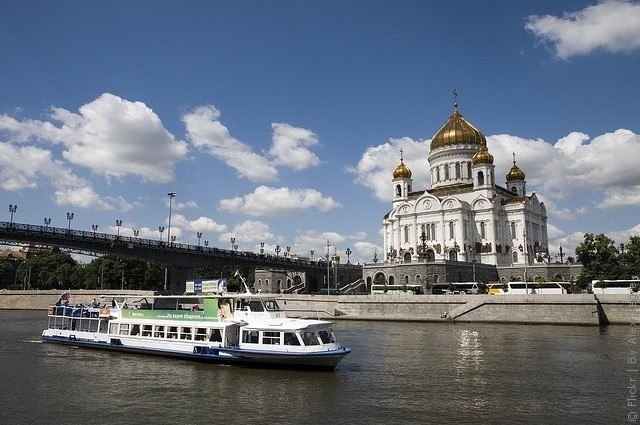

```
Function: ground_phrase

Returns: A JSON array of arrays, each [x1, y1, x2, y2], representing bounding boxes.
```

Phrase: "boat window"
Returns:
[[248, 300, 264, 312], [154, 325, 165, 338], [168, 326, 178, 339], [130, 324, 140, 336], [263, 299, 281, 311], [209, 328, 222, 342], [262, 331, 281, 345], [180, 327, 193, 340], [109, 323, 118, 334], [195, 328, 207, 341], [242, 330, 259, 344], [284, 332, 300, 346], [119, 324, 130, 335], [141, 325, 153, 337], [301, 332, 319, 346], [318, 330, 335, 344]]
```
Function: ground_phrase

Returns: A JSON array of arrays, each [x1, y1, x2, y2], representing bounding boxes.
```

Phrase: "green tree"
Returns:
[[621, 236, 640, 280], [16, 251, 80, 289], [575, 233, 620, 290]]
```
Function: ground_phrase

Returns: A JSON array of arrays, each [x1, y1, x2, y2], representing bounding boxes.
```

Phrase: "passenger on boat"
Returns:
[[90, 298, 99, 308], [191, 304, 200, 311]]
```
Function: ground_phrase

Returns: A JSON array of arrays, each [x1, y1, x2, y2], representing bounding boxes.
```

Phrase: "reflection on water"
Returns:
[[0, 310, 624, 424]]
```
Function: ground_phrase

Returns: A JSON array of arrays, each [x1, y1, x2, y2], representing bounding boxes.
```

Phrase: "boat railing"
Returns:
[[48, 305, 111, 319]]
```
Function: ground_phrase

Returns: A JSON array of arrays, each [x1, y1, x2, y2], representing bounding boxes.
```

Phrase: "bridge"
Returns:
[[0, 221, 327, 290]]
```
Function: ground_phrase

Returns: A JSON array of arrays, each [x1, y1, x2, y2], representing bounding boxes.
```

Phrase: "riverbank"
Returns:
[[1, 290, 636, 325]]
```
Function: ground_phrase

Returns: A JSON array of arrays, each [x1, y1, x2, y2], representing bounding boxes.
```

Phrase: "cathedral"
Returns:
[[364, 99, 549, 287]]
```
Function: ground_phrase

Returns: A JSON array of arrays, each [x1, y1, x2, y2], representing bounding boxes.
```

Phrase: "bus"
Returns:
[[489, 282, 566, 295], [591, 280, 640, 294], [371, 284, 423, 295], [431, 282, 479, 295]]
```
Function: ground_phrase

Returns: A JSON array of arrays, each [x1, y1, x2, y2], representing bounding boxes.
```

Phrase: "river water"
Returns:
[[0, 310, 629, 424]]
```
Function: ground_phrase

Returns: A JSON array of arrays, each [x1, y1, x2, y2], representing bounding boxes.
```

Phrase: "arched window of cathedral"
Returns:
[[396, 184, 401, 197], [449, 250, 457, 261], [510, 222, 517, 240], [449, 221, 454, 239], [444, 165, 450, 180], [366, 276, 372, 287], [389, 276, 395, 285], [426, 250, 435, 261], [436, 166, 441, 182], [408, 183, 411, 192], [431, 223, 436, 240], [480, 221, 486, 239], [512, 251, 518, 263], [478, 171, 485, 185], [433, 274, 439, 283], [455, 163, 461, 179], [421, 224, 426, 236], [404, 226, 409, 243], [416, 274, 421, 284], [404, 275, 409, 285], [511, 186, 517, 193], [404, 252, 411, 263], [467, 163, 472, 179]]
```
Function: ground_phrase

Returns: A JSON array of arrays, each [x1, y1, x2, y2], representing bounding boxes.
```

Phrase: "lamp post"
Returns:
[[275, 245, 281, 257], [158, 226, 165, 241], [197, 232, 202, 247], [204, 240, 209, 248], [326, 239, 331, 292], [8, 204, 17, 225], [286, 246, 291, 258], [66, 212, 74, 232], [373, 250, 378, 263], [92, 224, 98, 236], [420, 230, 427, 259], [115, 219, 122, 237], [44, 217, 51, 230], [523, 230, 528, 294], [167, 191, 176, 244], [171, 235, 176, 245], [346, 247, 352, 264], [233, 244, 238, 251], [559, 245, 564, 264], [260, 242, 265, 255], [133, 230, 139, 237], [310, 249, 314, 261], [230, 237, 235, 251], [469, 245, 476, 283]]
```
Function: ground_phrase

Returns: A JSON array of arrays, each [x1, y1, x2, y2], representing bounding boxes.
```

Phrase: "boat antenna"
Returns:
[[234, 270, 251, 294]]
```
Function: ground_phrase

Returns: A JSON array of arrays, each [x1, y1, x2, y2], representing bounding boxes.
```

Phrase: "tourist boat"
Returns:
[[41, 274, 351, 370]]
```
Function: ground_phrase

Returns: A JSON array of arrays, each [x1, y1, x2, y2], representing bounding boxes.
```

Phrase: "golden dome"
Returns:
[[430, 103, 486, 150], [472, 145, 494, 165], [506, 153, 526, 181], [331, 250, 340, 262], [392, 149, 412, 179]]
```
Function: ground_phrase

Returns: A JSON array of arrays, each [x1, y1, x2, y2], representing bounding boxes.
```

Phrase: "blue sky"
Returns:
[[1, 0, 639, 264]]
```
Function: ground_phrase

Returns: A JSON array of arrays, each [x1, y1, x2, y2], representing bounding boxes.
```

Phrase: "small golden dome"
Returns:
[[506, 153, 526, 181], [430, 103, 486, 150], [331, 250, 340, 262], [392, 149, 412, 179], [472, 145, 494, 165]]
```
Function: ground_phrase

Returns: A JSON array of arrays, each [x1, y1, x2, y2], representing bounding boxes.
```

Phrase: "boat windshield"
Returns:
[[263, 299, 281, 311]]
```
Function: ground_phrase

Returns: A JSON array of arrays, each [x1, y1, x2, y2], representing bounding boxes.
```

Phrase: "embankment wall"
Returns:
[[1, 291, 638, 325]]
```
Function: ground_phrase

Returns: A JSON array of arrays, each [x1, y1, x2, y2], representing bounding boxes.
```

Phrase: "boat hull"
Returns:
[[41, 333, 350, 370]]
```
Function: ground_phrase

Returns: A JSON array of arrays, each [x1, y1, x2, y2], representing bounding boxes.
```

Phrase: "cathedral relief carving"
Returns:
[[481, 242, 492, 253], [477, 200, 486, 209], [423, 200, 432, 210], [446, 200, 454, 208], [402, 206, 409, 213], [434, 243, 441, 254]]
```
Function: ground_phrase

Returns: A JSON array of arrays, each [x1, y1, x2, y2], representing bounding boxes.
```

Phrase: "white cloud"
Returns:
[[526, 0, 640, 59], [218, 186, 341, 216], [182, 105, 278, 182], [225, 220, 279, 246], [0, 93, 188, 183], [347, 137, 429, 202], [268, 123, 321, 170], [170, 214, 227, 233]]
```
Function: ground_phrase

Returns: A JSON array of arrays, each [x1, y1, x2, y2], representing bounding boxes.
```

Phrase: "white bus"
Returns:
[[591, 280, 640, 295], [489, 282, 566, 295], [371, 284, 423, 295], [431, 282, 479, 295]]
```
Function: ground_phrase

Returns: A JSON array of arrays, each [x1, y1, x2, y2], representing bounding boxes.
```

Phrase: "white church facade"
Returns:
[[365, 100, 550, 287]]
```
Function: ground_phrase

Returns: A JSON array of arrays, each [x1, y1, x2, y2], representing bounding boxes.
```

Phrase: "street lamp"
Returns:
[[275, 245, 281, 257], [233, 244, 238, 251], [115, 219, 122, 237], [158, 226, 165, 241], [286, 246, 291, 258], [468, 245, 476, 283], [92, 224, 98, 236], [260, 242, 265, 255], [197, 232, 202, 247], [171, 235, 176, 244], [230, 237, 235, 251], [66, 212, 74, 232], [133, 230, 139, 237], [8, 204, 17, 225], [44, 218, 51, 230], [167, 191, 176, 244], [310, 249, 314, 261], [326, 239, 331, 291], [204, 240, 209, 247], [346, 247, 352, 264]]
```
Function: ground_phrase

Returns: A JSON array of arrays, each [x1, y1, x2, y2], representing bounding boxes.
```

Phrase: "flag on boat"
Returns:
[[234, 270, 240, 278]]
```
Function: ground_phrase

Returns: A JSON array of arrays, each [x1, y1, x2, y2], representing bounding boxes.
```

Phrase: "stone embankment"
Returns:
[[1, 290, 637, 325]]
